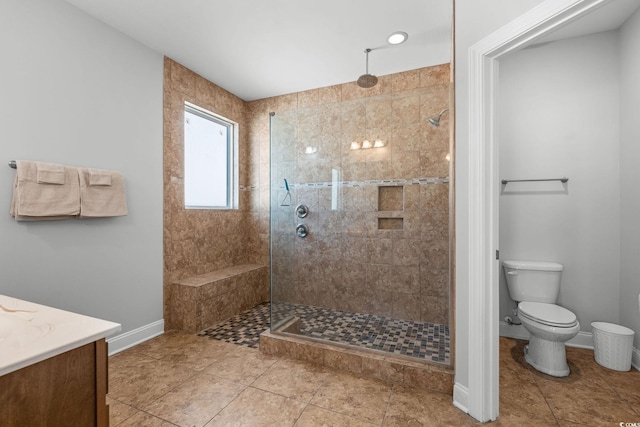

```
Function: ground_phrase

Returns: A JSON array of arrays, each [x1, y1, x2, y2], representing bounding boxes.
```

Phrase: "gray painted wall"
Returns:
[[620, 7, 640, 349], [0, 0, 164, 336], [498, 31, 621, 332]]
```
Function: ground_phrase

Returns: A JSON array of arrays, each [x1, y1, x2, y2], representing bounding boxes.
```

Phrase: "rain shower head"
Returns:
[[428, 109, 450, 127], [357, 48, 378, 89]]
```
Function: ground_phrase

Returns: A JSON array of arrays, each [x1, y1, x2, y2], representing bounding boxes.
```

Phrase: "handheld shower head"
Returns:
[[428, 109, 450, 127], [357, 48, 378, 89]]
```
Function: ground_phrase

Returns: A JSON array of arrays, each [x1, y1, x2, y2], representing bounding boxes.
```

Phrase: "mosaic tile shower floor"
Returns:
[[199, 302, 450, 364], [198, 302, 270, 348]]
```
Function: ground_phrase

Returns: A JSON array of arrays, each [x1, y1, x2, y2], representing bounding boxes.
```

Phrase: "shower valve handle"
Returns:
[[295, 204, 309, 218], [296, 224, 309, 238]]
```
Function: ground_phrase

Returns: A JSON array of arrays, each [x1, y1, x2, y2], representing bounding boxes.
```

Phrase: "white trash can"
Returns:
[[591, 322, 635, 371]]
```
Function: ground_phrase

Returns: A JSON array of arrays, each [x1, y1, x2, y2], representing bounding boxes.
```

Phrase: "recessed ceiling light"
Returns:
[[387, 31, 408, 45]]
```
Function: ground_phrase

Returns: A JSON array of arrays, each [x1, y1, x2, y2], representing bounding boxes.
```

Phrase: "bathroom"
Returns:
[[498, 28, 624, 348], [2, 0, 640, 424]]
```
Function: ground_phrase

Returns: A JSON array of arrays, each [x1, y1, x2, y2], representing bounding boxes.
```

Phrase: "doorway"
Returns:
[[464, 0, 636, 421]]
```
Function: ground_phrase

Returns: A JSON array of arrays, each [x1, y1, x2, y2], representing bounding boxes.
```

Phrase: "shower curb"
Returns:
[[260, 329, 453, 394]]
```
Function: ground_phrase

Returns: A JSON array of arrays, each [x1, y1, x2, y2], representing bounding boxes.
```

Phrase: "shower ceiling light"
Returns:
[[387, 31, 408, 45]]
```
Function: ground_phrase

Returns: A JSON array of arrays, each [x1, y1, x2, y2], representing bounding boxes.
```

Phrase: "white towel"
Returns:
[[78, 168, 127, 217], [10, 160, 80, 220]]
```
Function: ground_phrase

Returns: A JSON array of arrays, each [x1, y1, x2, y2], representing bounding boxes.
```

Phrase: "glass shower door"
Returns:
[[267, 83, 451, 365]]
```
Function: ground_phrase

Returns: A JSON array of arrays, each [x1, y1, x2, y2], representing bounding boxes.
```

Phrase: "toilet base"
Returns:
[[524, 336, 570, 377]]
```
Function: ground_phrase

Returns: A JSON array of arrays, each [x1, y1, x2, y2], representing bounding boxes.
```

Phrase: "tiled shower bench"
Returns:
[[171, 264, 268, 333]]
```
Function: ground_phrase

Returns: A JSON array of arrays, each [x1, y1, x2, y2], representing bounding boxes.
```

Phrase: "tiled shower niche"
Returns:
[[378, 185, 404, 230], [378, 217, 404, 230], [378, 185, 404, 211]]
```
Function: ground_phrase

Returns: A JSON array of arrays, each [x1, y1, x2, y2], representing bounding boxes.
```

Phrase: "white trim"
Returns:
[[106, 319, 165, 355], [466, 0, 608, 422], [466, 30, 500, 424], [568, 331, 596, 349], [499, 321, 529, 341], [499, 321, 595, 348], [632, 347, 640, 372], [453, 383, 469, 414]]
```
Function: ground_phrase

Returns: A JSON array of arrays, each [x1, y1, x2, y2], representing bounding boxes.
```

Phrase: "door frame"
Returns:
[[464, 0, 608, 421]]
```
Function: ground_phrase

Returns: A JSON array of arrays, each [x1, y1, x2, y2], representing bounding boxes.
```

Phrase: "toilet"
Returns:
[[503, 260, 580, 377]]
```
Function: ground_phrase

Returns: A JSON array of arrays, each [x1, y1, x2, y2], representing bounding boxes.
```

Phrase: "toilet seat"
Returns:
[[519, 301, 577, 328]]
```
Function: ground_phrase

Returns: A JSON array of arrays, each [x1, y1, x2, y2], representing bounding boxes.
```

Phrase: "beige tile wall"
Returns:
[[163, 57, 451, 328], [163, 58, 266, 329]]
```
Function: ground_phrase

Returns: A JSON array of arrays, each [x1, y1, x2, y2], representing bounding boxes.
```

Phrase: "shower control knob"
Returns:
[[295, 204, 309, 218], [296, 224, 309, 238]]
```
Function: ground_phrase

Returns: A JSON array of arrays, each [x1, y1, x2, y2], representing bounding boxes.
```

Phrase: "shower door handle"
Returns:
[[296, 224, 309, 238]]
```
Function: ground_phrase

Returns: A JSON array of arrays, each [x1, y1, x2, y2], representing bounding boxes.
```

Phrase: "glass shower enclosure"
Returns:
[[269, 80, 451, 365]]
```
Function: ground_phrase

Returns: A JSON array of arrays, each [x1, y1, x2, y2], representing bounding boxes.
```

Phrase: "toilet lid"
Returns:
[[519, 302, 577, 327]]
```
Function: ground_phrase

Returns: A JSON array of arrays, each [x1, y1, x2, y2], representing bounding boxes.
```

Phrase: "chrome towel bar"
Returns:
[[502, 177, 568, 185], [8, 160, 16, 169]]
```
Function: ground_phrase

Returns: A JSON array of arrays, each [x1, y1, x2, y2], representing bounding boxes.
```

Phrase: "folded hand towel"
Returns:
[[78, 168, 127, 217], [36, 162, 66, 185], [10, 160, 80, 220], [88, 168, 112, 186]]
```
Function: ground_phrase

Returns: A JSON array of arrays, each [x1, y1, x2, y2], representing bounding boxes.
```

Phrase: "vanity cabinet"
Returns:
[[0, 338, 109, 427], [0, 295, 119, 427]]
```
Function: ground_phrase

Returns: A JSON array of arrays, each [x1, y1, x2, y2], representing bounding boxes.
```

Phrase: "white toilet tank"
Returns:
[[503, 260, 563, 303]]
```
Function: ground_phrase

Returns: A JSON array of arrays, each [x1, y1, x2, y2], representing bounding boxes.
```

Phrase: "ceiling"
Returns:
[[63, 0, 453, 101], [61, 0, 640, 101], [532, 0, 640, 45]]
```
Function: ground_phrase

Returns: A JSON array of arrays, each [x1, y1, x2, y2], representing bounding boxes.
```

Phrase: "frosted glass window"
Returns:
[[184, 104, 236, 209]]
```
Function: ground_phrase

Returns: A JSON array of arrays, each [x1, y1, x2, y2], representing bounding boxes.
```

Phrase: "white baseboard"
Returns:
[[107, 319, 164, 356], [452, 383, 469, 414], [632, 347, 640, 372], [499, 320, 593, 349], [499, 321, 529, 341], [568, 332, 596, 349]]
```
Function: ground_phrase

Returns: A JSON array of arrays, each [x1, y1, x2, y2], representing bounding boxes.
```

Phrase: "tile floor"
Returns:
[[497, 338, 640, 426], [108, 333, 640, 426]]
